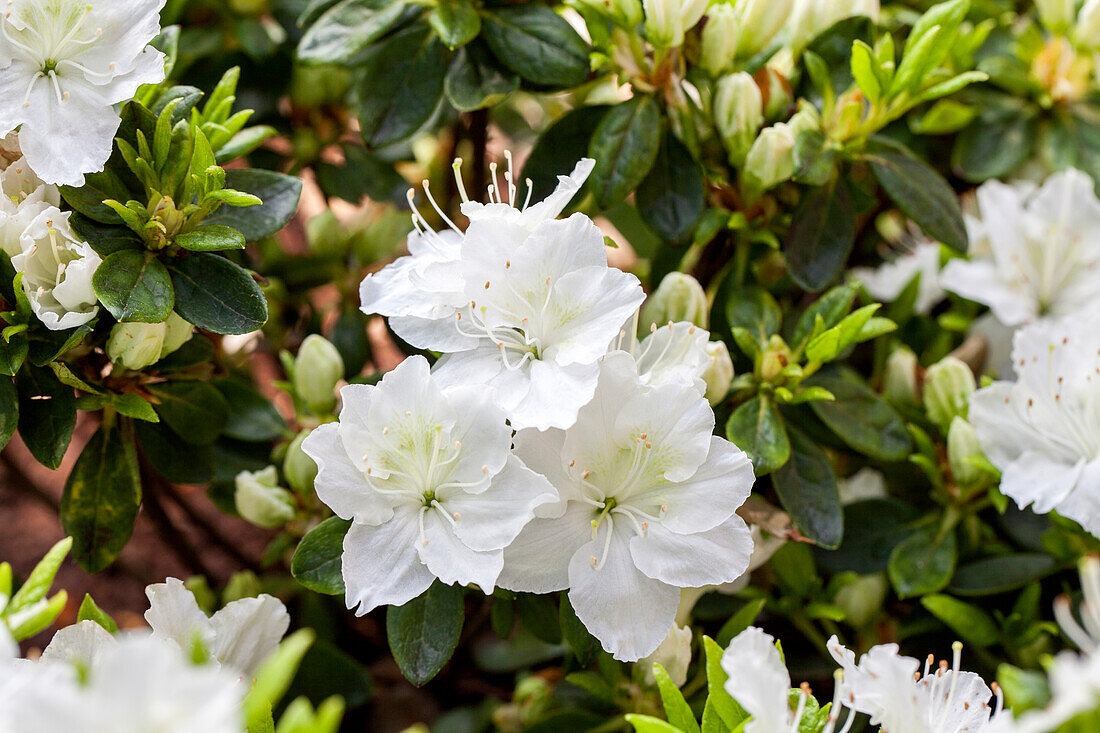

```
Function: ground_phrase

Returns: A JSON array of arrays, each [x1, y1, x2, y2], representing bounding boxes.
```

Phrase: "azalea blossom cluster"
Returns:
[[305, 158, 755, 661], [0, 578, 289, 732]]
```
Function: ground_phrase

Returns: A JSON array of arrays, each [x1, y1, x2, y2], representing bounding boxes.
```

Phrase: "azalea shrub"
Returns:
[[3, 0, 1100, 730]]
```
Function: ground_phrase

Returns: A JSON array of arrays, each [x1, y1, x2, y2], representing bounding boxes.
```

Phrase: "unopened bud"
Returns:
[[714, 72, 763, 167], [833, 573, 888, 628], [638, 624, 693, 687], [733, 0, 795, 58], [789, 0, 880, 51], [161, 312, 194, 357], [1078, 0, 1100, 48], [641, 272, 709, 330], [947, 417, 986, 487], [235, 466, 296, 529], [883, 346, 920, 403], [644, 0, 707, 48], [294, 335, 345, 415], [222, 571, 261, 603], [703, 341, 734, 406], [760, 335, 792, 382], [1037, 0, 1076, 34], [105, 313, 193, 372], [757, 66, 794, 120], [700, 4, 741, 76], [577, 0, 643, 27], [743, 123, 796, 191], [923, 356, 976, 432], [284, 429, 319, 495]]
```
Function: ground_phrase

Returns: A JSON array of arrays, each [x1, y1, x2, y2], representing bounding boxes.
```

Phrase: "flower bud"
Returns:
[[638, 624, 693, 686], [161, 312, 194, 357], [576, 0, 644, 27], [733, 0, 795, 58], [758, 67, 794, 121], [760, 335, 792, 382], [700, 5, 741, 76], [883, 346, 920, 403], [284, 429, 319, 495], [833, 573, 888, 628], [1078, 0, 1100, 48], [644, 0, 706, 48], [789, 0, 879, 51], [222, 571, 261, 603], [235, 466, 296, 529], [641, 272, 709, 330], [703, 340, 734, 406], [923, 356, 976, 432], [947, 417, 986, 487], [743, 123, 796, 191], [107, 321, 167, 371], [714, 72, 763, 167], [294, 335, 344, 415], [1037, 0, 1076, 34]]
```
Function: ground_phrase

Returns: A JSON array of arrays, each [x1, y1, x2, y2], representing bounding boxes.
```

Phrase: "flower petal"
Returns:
[[302, 423, 396, 524], [721, 627, 790, 733], [629, 514, 753, 588], [498, 501, 595, 593], [443, 455, 558, 551], [418, 508, 503, 592], [209, 595, 290, 677], [342, 506, 436, 614]]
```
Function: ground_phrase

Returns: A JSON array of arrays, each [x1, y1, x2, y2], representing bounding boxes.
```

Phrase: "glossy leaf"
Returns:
[[92, 250, 175, 323], [386, 581, 465, 686], [772, 428, 842, 548], [785, 176, 856, 292], [481, 5, 590, 87], [168, 253, 268, 335], [726, 396, 790, 476], [588, 95, 663, 210], [291, 517, 351, 595]]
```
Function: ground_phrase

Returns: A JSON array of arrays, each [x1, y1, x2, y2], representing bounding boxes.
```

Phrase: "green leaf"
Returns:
[[772, 428, 842, 548], [559, 595, 599, 667], [952, 109, 1037, 182], [997, 663, 1052, 714], [726, 396, 790, 475], [636, 131, 704, 244], [92, 250, 175, 323], [716, 598, 767, 646], [588, 95, 663, 210], [214, 377, 286, 442], [887, 524, 957, 598], [653, 663, 700, 733], [69, 216, 145, 257], [0, 377, 16, 451], [817, 498, 920, 574], [175, 224, 246, 252], [16, 367, 76, 470], [444, 43, 520, 112], [60, 422, 142, 573], [105, 393, 160, 423], [516, 592, 562, 644], [785, 176, 856, 292], [702, 636, 749, 730], [148, 380, 230, 445], [429, 0, 480, 49], [60, 169, 133, 225], [481, 5, 590, 87], [868, 149, 967, 252], [627, 714, 683, 733], [291, 517, 351, 595], [726, 287, 782, 344], [167, 253, 268, 335], [355, 25, 448, 148], [790, 283, 857, 350], [948, 554, 1058, 597], [807, 368, 913, 461], [921, 594, 999, 646], [315, 145, 407, 204], [804, 303, 883, 363], [206, 169, 303, 241], [386, 581, 465, 686], [28, 324, 94, 367], [8, 537, 72, 612], [246, 629, 316, 727], [135, 420, 215, 484], [297, 0, 414, 64], [522, 105, 610, 211], [850, 40, 881, 101], [77, 593, 119, 633], [800, 16, 874, 103], [0, 334, 28, 378]]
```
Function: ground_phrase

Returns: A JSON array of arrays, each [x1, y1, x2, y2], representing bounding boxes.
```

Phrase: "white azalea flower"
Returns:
[[359, 157, 595, 353], [8, 634, 243, 733], [302, 356, 557, 614], [850, 241, 945, 315], [0, 0, 168, 186], [940, 169, 1100, 327], [9, 206, 101, 330], [616, 320, 713, 395], [144, 577, 290, 678], [968, 318, 1100, 537], [498, 352, 755, 661], [40, 619, 115, 669], [0, 153, 58, 259], [827, 636, 1003, 733]]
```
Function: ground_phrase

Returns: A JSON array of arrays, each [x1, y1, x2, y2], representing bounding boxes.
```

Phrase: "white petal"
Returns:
[[508, 358, 600, 431], [567, 529, 680, 661], [209, 594, 290, 677], [442, 455, 558, 551], [721, 627, 791, 733], [144, 577, 216, 651], [511, 428, 576, 516], [544, 266, 645, 366], [519, 158, 596, 224], [438, 384, 512, 490], [417, 509, 503, 592], [40, 620, 116, 668], [629, 514, 753, 588], [17, 82, 119, 187], [940, 259, 1036, 327], [302, 423, 396, 524], [389, 314, 478, 352], [342, 506, 436, 614], [498, 502, 595, 593], [1053, 459, 1100, 537], [999, 451, 1083, 515], [613, 379, 715, 483]]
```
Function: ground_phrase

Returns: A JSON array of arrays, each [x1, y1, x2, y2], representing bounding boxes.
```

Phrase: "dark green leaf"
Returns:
[[291, 516, 351, 595], [726, 287, 781, 343], [386, 581, 465, 686], [59, 169, 133, 225], [297, 0, 414, 64], [69, 216, 144, 257], [175, 224, 246, 252], [206, 169, 303, 242], [0, 377, 16, 451], [716, 598, 767, 646], [429, 0, 480, 49], [790, 283, 858, 350], [16, 367, 76, 469], [816, 498, 920, 574], [952, 111, 1037, 182], [772, 428, 842, 548], [559, 596, 599, 667], [331, 306, 372, 379], [92, 250, 174, 323], [785, 176, 856, 292], [725, 396, 790, 476], [284, 638, 372, 710], [213, 377, 286, 442], [148, 380, 230, 445], [28, 325, 94, 367], [354, 25, 448, 148], [522, 105, 610, 211], [481, 5, 590, 88], [921, 594, 1000, 646], [444, 43, 519, 112], [800, 16, 874, 103], [61, 422, 142, 573], [0, 335, 27, 377], [948, 554, 1058, 596], [888, 524, 957, 598], [315, 144, 408, 204], [588, 95, 663, 210], [516, 592, 562, 644], [636, 131, 704, 244], [135, 420, 215, 484], [868, 149, 967, 252], [807, 367, 913, 461], [167, 253, 268, 335]]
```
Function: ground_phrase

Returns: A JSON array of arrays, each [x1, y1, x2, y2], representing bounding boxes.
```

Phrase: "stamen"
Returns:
[[452, 158, 469, 202], [421, 179, 461, 233], [789, 684, 810, 733]]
